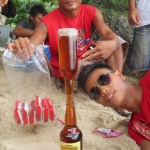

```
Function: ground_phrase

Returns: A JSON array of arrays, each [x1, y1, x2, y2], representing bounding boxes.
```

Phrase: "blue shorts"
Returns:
[[127, 24, 150, 70]]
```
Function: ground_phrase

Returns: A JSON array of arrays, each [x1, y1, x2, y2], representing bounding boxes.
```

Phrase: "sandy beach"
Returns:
[[0, 50, 140, 150]]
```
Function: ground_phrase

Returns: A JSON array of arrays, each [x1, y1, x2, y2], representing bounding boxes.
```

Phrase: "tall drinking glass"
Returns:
[[58, 28, 78, 80]]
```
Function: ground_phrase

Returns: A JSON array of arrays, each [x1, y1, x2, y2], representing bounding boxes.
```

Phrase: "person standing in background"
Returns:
[[127, 0, 150, 75]]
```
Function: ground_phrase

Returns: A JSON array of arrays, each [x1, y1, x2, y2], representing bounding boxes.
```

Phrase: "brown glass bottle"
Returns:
[[58, 28, 82, 150], [60, 79, 82, 150]]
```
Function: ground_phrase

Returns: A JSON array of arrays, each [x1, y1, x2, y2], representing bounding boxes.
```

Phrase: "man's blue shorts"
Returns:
[[127, 24, 150, 70]]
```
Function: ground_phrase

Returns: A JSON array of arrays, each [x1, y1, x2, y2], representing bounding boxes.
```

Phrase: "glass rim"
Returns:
[[58, 28, 77, 36]]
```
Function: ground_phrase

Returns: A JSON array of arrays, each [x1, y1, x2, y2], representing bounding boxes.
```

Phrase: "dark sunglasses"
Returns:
[[88, 72, 113, 100]]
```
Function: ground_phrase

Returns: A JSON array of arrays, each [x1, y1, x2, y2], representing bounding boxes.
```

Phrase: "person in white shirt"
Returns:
[[127, 0, 150, 71]]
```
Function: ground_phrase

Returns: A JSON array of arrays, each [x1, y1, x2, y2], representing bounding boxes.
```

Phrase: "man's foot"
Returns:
[[115, 108, 132, 117]]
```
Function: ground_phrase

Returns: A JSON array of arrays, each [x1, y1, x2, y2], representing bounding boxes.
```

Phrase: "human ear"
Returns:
[[114, 70, 125, 80], [30, 16, 33, 21]]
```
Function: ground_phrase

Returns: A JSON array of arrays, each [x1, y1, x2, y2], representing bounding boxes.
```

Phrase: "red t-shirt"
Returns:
[[42, 4, 96, 79], [128, 71, 150, 145]]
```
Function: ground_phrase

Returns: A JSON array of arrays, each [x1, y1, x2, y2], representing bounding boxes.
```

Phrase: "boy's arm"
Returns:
[[12, 26, 34, 38], [12, 20, 34, 38], [30, 21, 47, 46], [8, 21, 47, 57], [93, 8, 116, 42], [82, 8, 118, 61], [128, 0, 141, 25], [140, 140, 150, 150]]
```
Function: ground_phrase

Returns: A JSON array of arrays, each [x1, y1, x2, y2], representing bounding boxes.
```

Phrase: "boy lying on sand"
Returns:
[[77, 62, 150, 150]]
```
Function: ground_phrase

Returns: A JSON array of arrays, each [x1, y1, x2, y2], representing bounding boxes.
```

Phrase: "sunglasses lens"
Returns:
[[89, 87, 100, 100], [97, 74, 111, 86]]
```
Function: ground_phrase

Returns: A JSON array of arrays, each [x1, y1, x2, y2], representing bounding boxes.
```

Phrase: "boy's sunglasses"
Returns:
[[88, 72, 113, 100]]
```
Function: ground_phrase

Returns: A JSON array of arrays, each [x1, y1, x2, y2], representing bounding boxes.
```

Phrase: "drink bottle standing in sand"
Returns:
[[58, 28, 82, 150]]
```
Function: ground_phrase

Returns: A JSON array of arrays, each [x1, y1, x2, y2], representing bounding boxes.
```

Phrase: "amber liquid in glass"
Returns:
[[58, 32, 82, 150], [59, 35, 78, 80]]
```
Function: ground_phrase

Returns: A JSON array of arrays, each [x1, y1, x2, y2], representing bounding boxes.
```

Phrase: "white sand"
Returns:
[[0, 51, 140, 150]]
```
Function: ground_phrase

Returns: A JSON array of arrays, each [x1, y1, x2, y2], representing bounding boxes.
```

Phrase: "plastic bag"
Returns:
[[2, 45, 55, 125]]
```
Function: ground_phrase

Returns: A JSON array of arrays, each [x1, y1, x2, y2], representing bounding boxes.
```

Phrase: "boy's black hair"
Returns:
[[77, 62, 113, 90], [29, 5, 47, 17]]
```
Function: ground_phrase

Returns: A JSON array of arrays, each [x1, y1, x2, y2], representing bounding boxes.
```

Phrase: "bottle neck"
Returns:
[[64, 79, 76, 126]]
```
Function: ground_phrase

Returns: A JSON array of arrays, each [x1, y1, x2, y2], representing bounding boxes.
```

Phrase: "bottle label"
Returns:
[[60, 141, 81, 150], [66, 128, 80, 140]]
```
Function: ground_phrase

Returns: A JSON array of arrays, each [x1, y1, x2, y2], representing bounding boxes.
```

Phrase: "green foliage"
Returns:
[[82, 0, 99, 6], [82, 0, 128, 14], [82, 0, 132, 44], [97, 0, 129, 39], [83, 0, 128, 27], [6, 0, 128, 26], [100, 0, 128, 11], [6, 0, 132, 43], [6, 0, 57, 26]]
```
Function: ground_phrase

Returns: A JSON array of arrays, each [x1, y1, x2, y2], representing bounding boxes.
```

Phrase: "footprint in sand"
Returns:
[[103, 145, 121, 150], [0, 143, 14, 150]]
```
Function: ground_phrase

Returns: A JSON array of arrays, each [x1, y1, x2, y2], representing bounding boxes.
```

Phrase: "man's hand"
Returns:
[[82, 40, 116, 62], [8, 37, 34, 59], [128, 8, 141, 26], [0, 0, 8, 7]]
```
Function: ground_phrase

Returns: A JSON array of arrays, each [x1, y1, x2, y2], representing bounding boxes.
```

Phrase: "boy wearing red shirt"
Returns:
[[77, 63, 150, 150]]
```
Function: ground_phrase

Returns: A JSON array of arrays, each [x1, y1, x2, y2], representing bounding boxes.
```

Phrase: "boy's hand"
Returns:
[[128, 8, 141, 26]]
